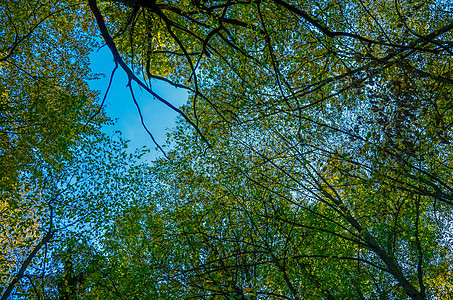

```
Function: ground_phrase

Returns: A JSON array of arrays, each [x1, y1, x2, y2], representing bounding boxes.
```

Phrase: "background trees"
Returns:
[[1, 1, 150, 298], [1, 0, 96, 295], [89, 0, 453, 299], [2, 0, 453, 299]]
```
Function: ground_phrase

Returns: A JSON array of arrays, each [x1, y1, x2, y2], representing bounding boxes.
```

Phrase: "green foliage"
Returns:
[[2, 0, 453, 299], [0, 0, 101, 293], [0, 0, 150, 298], [91, 0, 453, 299]]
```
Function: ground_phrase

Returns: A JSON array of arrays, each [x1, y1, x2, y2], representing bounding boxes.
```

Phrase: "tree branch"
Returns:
[[1, 231, 53, 300]]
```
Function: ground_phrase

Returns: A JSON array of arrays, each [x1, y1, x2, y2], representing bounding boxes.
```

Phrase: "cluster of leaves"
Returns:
[[86, 0, 453, 299], [1, 0, 152, 298], [1, 0, 96, 292], [2, 0, 453, 299]]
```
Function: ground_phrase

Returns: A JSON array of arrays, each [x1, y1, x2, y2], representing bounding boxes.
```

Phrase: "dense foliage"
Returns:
[[1, 0, 453, 299], [1, 1, 149, 298]]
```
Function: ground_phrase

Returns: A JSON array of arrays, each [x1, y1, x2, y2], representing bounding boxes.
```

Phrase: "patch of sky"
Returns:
[[88, 46, 189, 161]]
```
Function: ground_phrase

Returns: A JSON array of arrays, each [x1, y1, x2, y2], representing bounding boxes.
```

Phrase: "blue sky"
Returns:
[[89, 47, 188, 161]]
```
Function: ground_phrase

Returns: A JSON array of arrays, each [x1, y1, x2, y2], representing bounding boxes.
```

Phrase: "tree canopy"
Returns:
[[1, 0, 453, 299]]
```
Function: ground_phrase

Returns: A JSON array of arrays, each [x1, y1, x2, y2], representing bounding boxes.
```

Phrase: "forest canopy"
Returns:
[[1, 0, 453, 299]]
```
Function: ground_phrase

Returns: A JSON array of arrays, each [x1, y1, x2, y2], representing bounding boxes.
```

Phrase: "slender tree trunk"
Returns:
[[1, 231, 52, 300]]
